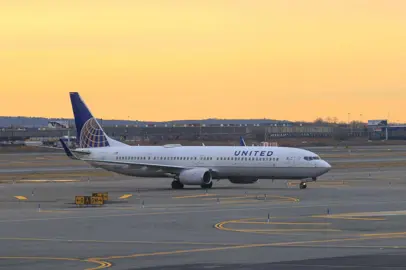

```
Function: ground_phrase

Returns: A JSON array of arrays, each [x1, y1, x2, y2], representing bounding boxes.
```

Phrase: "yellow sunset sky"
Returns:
[[0, 0, 405, 122]]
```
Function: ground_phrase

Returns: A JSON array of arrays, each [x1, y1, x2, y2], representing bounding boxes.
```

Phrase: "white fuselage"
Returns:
[[78, 145, 331, 180]]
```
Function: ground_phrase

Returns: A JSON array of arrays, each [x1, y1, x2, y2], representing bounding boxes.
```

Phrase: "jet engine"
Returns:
[[178, 168, 212, 185], [228, 177, 258, 184]]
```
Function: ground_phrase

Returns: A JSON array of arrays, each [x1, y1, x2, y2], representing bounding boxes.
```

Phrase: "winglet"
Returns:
[[59, 139, 79, 160], [240, 136, 246, 146]]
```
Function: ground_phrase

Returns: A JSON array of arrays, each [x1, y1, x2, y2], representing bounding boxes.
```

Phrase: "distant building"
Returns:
[[48, 121, 69, 129], [368, 119, 406, 140]]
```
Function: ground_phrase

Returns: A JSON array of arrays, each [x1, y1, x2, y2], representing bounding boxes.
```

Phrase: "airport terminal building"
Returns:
[[368, 120, 406, 140]]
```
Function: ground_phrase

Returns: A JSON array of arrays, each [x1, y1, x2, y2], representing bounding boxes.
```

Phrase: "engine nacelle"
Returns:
[[228, 177, 258, 184], [179, 168, 212, 185]]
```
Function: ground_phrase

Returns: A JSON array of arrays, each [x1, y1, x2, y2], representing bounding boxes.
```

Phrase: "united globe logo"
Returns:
[[79, 118, 109, 148]]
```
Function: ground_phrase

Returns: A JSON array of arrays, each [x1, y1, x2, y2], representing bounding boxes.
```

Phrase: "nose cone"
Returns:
[[321, 160, 331, 172]]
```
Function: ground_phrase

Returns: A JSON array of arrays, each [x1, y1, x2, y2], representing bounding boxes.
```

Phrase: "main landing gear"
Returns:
[[201, 182, 213, 189], [170, 180, 213, 189], [171, 180, 184, 189]]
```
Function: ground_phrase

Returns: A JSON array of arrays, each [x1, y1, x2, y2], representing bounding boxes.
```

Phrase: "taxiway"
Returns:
[[0, 145, 405, 269]]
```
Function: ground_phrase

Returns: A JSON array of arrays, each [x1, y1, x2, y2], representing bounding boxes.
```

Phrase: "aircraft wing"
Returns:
[[59, 139, 217, 175], [79, 158, 193, 174]]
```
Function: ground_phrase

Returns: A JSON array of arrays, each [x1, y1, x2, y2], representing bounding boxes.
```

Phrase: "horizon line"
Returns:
[[0, 115, 364, 124]]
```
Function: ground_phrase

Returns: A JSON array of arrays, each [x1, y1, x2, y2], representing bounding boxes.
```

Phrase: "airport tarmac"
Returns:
[[0, 145, 406, 269]]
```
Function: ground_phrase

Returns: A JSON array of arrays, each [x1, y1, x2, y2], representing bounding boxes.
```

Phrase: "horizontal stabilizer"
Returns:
[[59, 139, 79, 160]]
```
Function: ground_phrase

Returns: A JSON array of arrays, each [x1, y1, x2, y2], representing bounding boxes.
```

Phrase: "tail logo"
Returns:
[[79, 118, 109, 148]]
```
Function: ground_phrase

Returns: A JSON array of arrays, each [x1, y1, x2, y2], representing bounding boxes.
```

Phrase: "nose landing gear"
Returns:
[[299, 182, 307, 189]]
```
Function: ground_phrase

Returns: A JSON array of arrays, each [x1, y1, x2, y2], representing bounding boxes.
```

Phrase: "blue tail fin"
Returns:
[[69, 92, 126, 148], [240, 136, 246, 146]]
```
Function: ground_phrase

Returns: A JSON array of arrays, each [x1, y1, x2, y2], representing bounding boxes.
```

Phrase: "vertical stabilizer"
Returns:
[[69, 92, 127, 148]]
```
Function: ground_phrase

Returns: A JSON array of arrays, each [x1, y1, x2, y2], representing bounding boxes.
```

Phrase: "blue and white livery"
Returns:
[[66, 92, 331, 190]]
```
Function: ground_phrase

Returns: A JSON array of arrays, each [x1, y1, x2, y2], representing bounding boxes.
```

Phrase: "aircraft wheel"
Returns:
[[299, 182, 307, 189], [201, 182, 213, 189], [171, 180, 184, 189]]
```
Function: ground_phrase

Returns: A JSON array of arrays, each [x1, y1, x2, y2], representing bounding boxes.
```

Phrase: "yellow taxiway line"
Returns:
[[173, 194, 216, 199], [0, 256, 111, 270], [91, 232, 406, 262], [14, 196, 27, 200], [214, 218, 338, 234], [119, 194, 133, 199]]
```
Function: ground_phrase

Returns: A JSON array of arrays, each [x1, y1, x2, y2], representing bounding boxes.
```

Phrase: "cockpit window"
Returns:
[[304, 156, 320, 161]]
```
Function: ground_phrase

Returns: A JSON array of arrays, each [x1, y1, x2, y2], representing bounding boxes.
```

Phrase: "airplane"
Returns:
[[64, 92, 331, 190]]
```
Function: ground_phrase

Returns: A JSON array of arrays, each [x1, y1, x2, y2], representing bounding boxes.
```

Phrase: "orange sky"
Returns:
[[1, 0, 405, 122]]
